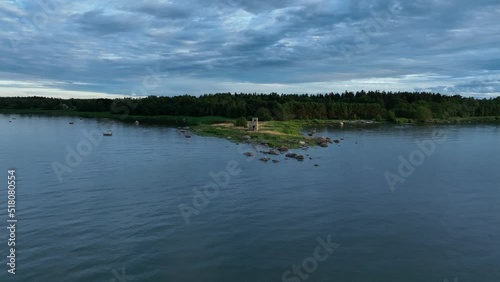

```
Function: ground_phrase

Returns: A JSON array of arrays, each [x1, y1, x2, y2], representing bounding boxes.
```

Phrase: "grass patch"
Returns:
[[194, 121, 321, 148]]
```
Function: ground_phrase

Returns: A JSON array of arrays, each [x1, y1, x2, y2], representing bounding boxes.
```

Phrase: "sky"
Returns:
[[0, 0, 499, 99]]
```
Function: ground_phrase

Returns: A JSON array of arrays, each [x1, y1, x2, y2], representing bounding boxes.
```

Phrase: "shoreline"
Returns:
[[2, 109, 499, 149]]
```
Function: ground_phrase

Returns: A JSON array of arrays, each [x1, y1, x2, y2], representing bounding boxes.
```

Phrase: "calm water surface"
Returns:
[[0, 115, 499, 282]]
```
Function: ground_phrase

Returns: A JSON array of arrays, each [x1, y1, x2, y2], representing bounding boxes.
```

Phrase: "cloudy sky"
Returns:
[[1, 0, 499, 98]]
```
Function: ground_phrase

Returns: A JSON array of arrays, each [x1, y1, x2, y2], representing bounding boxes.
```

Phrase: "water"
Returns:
[[0, 115, 499, 282]]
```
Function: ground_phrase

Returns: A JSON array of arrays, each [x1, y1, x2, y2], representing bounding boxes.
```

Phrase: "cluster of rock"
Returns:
[[285, 153, 305, 161], [258, 157, 281, 163], [241, 135, 252, 141], [316, 136, 341, 147], [178, 126, 190, 133], [278, 146, 289, 152], [260, 149, 280, 155], [240, 134, 341, 165]]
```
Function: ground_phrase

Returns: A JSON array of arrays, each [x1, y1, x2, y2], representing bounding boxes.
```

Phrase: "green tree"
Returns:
[[415, 106, 433, 122], [386, 110, 396, 122], [255, 107, 273, 121]]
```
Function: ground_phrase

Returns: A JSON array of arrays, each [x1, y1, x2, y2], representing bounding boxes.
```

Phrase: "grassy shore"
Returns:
[[0, 109, 232, 126], [194, 122, 318, 148], [194, 120, 368, 148]]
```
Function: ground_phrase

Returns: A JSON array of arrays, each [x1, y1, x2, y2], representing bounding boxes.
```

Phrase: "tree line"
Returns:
[[1, 91, 499, 122]]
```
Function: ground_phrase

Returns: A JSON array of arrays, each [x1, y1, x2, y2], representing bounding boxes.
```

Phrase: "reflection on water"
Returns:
[[0, 115, 499, 282]]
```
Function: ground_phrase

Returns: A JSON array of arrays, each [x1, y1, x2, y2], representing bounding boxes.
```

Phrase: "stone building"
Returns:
[[248, 117, 259, 131]]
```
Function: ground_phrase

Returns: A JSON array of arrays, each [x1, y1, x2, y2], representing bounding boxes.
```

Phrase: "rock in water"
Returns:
[[318, 142, 328, 147], [268, 150, 280, 155], [278, 146, 289, 152]]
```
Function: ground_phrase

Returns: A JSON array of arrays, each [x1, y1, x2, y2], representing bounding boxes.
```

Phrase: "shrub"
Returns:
[[386, 110, 396, 122], [234, 117, 248, 127]]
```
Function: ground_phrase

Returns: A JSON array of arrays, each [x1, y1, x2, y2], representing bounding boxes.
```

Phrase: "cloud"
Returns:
[[131, 1, 192, 19], [416, 78, 500, 97], [0, 0, 499, 98], [73, 9, 143, 34]]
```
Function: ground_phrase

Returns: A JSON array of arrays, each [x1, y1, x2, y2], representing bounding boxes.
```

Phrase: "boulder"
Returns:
[[268, 150, 280, 155], [259, 157, 270, 162], [261, 150, 279, 155], [316, 136, 327, 142], [278, 146, 289, 152], [243, 152, 254, 157]]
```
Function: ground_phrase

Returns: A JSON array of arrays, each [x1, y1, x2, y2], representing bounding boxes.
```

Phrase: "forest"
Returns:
[[1, 91, 499, 122]]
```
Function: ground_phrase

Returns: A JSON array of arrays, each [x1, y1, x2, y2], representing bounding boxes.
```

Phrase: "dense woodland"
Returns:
[[1, 91, 499, 122]]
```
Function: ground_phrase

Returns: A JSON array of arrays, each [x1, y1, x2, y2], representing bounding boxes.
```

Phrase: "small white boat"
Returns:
[[103, 131, 113, 136]]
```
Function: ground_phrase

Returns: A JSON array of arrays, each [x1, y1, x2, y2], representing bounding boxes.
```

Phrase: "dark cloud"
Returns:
[[74, 9, 143, 34], [0, 0, 499, 97], [131, 2, 192, 19]]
